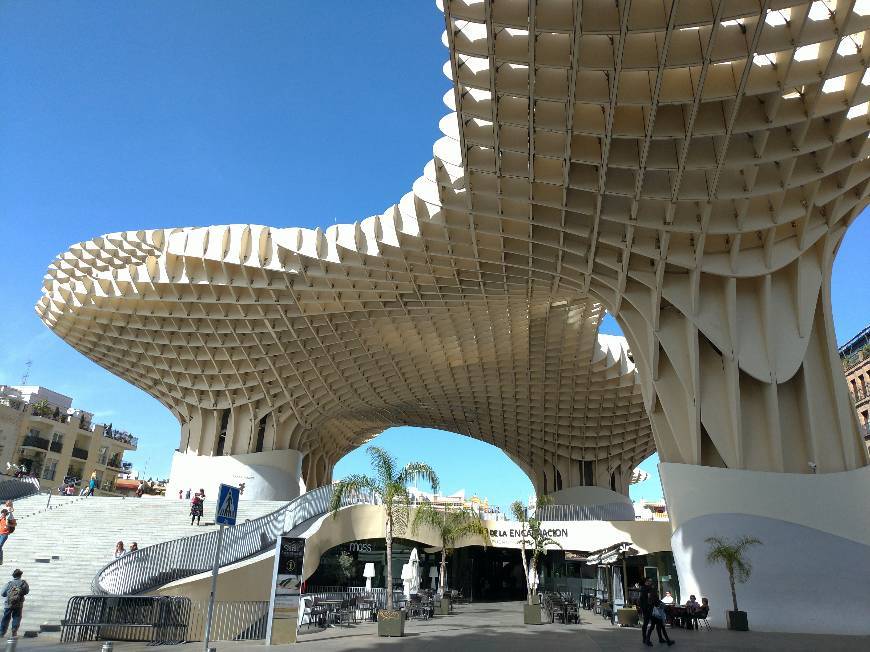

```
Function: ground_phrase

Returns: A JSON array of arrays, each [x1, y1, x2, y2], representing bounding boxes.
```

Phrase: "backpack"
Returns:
[[7, 583, 24, 608], [0, 516, 12, 536]]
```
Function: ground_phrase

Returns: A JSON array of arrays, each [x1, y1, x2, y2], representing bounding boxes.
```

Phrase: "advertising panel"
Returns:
[[266, 536, 305, 645]]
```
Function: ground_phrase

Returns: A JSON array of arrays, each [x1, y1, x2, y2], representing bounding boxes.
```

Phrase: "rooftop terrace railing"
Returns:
[[535, 501, 636, 522], [92, 484, 379, 596]]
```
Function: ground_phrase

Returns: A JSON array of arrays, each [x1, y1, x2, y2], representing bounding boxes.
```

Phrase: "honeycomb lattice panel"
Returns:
[[37, 0, 870, 486]]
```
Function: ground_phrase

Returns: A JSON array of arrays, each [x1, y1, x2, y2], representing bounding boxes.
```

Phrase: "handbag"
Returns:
[[652, 605, 666, 621]]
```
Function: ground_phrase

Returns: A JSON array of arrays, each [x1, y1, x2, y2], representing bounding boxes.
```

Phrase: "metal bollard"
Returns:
[[4, 637, 16, 652], [100, 642, 113, 652]]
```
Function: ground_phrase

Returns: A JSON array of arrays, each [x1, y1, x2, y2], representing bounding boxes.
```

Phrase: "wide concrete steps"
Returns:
[[2, 494, 285, 634]]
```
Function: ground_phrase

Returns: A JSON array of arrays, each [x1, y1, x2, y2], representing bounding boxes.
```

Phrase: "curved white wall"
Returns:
[[166, 449, 305, 502], [661, 463, 870, 635], [547, 485, 632, 507]]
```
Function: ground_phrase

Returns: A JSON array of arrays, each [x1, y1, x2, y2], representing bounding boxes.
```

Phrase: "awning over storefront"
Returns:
[[586, 541, 638, 565]]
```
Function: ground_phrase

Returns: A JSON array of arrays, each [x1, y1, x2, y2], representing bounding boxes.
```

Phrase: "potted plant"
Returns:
[[31, 399, 51, 418], [705, 535, 762, 631], [337, 550, 356, 586], [510, 496, 560, 624], [330, 446, 438, 637], [412, 502, 491, 615]]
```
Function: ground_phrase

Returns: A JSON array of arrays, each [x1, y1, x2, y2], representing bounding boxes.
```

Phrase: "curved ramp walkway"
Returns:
[[93, 485, 376, 596]]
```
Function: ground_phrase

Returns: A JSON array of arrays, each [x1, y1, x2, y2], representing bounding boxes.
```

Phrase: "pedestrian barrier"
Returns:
[[60, 595, 189, 644], [92, 484, 378, 596], [61, 596, 271, 644], [184, 600, 270, 642]]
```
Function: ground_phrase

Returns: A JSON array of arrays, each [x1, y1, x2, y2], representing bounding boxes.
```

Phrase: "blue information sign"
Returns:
[[215, 483, 240, 526]]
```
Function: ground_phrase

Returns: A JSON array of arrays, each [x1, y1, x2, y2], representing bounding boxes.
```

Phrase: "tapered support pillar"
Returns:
[[661, 462, 870, 634]]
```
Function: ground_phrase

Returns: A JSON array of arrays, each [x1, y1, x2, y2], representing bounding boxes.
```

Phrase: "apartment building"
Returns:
[[839, 325, 870, 455], [0, 385, 137, 491]]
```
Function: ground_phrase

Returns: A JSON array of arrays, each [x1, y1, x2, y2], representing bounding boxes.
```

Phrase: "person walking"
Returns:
[[0, 569, 29, 638], [85, 472, 97, 497], [0, 508, 15, 566], [649, 587, 675, 646], [639, 578, 654, 646], [190, 491, 204, 526]]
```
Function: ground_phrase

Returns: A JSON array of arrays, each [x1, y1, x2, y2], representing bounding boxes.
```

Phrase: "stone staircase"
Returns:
[[1, 493, 286, 635]]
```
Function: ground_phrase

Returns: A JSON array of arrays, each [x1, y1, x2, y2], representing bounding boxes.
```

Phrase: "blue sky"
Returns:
[[1, 2, 867, 511]]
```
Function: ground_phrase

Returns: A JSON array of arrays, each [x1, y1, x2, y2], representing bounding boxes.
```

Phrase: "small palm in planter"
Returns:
[[330, 446, 438, 637], [510, 496, 560, 624], [412, 502, 491, 614], [705, 535, 762, 631]]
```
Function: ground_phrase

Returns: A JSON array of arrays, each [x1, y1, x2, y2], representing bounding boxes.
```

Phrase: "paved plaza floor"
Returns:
[[13, 601, 869, 651]]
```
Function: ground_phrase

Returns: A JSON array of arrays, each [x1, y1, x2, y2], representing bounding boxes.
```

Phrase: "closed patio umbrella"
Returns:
[[409, 548, 421, 595], [401, 562, 414, 599]]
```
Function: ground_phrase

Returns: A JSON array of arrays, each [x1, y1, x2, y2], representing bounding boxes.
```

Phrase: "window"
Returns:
[[216, 409, 230, 456], [255, 413, 269, 453], [28, 428, 40, 438], [51, 432, 63, 445], [580, 460, 595, 487], [98, 446, 108, 465], [42, 459, 58, 481]]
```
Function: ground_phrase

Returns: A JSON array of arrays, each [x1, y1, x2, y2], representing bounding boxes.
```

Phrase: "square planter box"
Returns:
[[523, 603, 546, 625], [726, 610, 749, 631], [378, 609, 406, 637], [617, 607, 639, 626], [436, 597, 451, 615]]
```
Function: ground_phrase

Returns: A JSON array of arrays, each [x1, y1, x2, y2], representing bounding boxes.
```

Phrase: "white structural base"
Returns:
[[661, 462, 870, 636], [166, 449, 305, 502]]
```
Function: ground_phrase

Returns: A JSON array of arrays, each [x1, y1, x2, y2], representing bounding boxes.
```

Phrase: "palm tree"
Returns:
[[412, 502, 492, 596], [705, 535, 762, 613], [329, 446, 438, 611], [511, 496, 560, 604]]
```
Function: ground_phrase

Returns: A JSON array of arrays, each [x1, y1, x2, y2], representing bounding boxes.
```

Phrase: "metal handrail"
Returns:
[[92, 484, 378, 596], [0, 476, 40, 501]]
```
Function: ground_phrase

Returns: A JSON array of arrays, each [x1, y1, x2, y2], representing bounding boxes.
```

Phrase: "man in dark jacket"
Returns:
[[638, 577, 654, 646], [1, 569, 29, 638]]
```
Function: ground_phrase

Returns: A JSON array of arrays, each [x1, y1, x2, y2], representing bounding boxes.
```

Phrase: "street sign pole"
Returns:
[[203, 523, 225, 652], [204, 483, 239, 652]]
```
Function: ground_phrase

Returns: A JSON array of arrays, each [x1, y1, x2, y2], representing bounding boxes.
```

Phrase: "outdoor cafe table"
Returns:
[[359, 598, 377, 622], [320, 599, 344, 627], [665, 605, 688, 627]]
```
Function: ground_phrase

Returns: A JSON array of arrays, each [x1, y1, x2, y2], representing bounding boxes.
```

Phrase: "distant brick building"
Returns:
[[839, 325, 870, 455]]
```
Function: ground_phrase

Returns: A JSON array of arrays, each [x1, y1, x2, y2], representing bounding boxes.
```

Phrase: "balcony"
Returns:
[[22, 435, 50, 451], [71, 447, 89, 460], [49, 441, 63, 453], [107, 456, 123, 469], [842, 346, 870, 373], [849, 386, 870, 407], [103, 428, 138, 449]]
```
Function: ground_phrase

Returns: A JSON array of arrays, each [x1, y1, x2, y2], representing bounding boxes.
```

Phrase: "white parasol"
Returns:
[[409, 548, 421, 595], [401, 562, 413, 599]]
